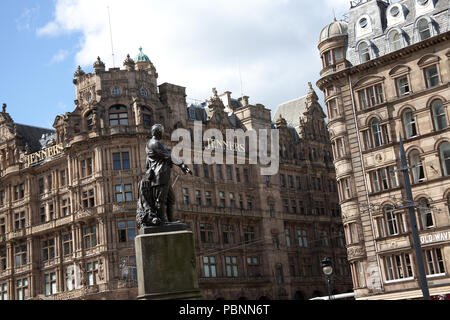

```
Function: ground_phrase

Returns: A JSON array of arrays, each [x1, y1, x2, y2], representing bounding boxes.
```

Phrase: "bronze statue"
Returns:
[[136, 124, 191, 230]]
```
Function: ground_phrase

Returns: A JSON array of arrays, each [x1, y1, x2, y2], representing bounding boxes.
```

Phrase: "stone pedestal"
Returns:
[[135, 230, 202, 300]]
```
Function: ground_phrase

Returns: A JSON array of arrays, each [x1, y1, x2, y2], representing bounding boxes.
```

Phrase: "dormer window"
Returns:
[[358, 42, 371, 63], [417, 0, 428, 5], [417, 18, 431, 40], [389, 30, 403, 52], [390, 6, 400, 17], [109, 105, 128, 126]]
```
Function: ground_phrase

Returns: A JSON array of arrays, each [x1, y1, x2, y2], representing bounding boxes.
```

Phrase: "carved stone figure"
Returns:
[[136, 124, 191, 230], [1, 103, 6, 113]]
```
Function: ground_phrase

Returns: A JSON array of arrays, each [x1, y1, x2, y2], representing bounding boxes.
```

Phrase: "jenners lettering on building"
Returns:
[[420, 230, 450, 246], [23, 143, 65, 168]]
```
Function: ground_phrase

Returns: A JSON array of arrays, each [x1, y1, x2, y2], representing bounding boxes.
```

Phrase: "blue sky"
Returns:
[[0, 0, 350, 129]]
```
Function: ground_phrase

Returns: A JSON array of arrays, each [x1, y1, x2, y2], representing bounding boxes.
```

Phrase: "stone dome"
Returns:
[[319, 19, 348, 44]]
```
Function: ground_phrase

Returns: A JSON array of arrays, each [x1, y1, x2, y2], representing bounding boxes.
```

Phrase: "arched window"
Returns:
[[109, 105, 128, 126], [389, 30, 403, 52], [417, 198, 433, 230], [440, 142, 450, 177], [403, 109, 417, 139], [141, 106, 152, 127], [358, 42, 371, 63], [417, 18, 431, 41], [432, 100, 447, 131], [409, 150, 424, 183], [371, 119, 382, 147], [85, 111, 94, 131]]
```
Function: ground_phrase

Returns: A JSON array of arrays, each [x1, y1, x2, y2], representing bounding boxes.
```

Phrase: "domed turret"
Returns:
[[318, 19, 349, 76], [319, 19, 348, 45], [135, 47, 150, 63]]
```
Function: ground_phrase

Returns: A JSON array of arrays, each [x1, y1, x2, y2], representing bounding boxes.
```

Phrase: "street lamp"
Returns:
[[321, 257, 333, 300]]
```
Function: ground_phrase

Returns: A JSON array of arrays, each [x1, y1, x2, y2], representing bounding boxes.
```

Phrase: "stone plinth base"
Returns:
[[135, 230, 202, 300]]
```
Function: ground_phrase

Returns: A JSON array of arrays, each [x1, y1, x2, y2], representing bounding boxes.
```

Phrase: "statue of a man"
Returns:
[[136, 124, 191, 230]]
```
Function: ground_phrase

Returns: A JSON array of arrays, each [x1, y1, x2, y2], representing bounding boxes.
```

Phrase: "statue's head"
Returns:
[[151, 124, 164, 139]]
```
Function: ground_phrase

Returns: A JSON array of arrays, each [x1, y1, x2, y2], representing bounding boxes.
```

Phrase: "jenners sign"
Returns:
[[24, 144, 64, 168]]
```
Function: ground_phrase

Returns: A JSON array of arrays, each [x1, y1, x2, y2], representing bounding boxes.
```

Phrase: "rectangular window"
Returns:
[[39, 178, 45, 195], [205, 191, 212, 207], [0, 283, 7, 300], [84, 225, 97, 249], [235, 168, 241, 182], [61, 199, 70, 216], [195, 190, 202, 205], [193, 164, 199, 177], [203, 256, 217, 278], [203, 164, 209, 178], [60, 170, 67, 186], [63, 233, 72, 256], [424, 248, 445, 276], [120, 256, 137, 281], [14, 212, 26, 230], [225, 256, 238, 278], [219, 192, 225, 208], [424, 65, 439, 88], [82, 189, 95, 208], [45, 272, 57, 296], [222, 225, 235, 245], [115, 184, 133, 203], [296, 230, 308, 247], [396, 76, 410, 96], [118, 220, 136, 243], [384, 253, 414, 281], [0, 190, 4, 206], [0, 218, 5, 235], [65, 266, 75, 292], [285, 229, 291, 248], [42, 238, 55, 261], [229, 193, 236, 208], [226, 165, 233, 180], [0, 247, 6, 271], [216, 165, 223, 180], [15, 244, 27, 267], [182, 188, 190, 205], [87, 261, 99, 286], [16, 278, 29, 300], [113, 152, 130, 170], [40, 206, 46, 223], [244, 226, 255, 244], [200, 223, 214, 243], [246, 195, 253, 210], [358, 84, 384, 109], [243, 168, 249, 184]]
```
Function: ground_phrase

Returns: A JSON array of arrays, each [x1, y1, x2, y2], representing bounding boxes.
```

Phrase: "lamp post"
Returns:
[[321, 257, 333, 300]]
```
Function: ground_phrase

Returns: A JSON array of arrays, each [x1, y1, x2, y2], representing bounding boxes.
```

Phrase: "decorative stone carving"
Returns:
[[347, 245, 366, 260]]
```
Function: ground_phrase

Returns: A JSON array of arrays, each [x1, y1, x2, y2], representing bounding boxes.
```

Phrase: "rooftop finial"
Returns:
[[2, 103, 6, 113]]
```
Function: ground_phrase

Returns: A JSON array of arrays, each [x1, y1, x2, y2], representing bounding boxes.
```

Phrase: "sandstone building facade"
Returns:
[[0, 48, 352, 300], [317, 0, 450, 300]]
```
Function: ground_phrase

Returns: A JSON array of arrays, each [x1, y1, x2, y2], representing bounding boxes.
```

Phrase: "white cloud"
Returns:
[[16, 6, 40, 31], [38, 0, 350, 113], [50, 49, 70, 64]]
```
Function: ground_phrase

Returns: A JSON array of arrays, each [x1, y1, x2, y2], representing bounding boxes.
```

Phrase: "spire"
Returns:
[[306, 82, 319, 105], [94, 57, 106, 73], [123, 54, 135, 71]]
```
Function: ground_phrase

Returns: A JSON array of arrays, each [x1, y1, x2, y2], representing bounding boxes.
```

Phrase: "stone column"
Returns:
[[135, 229, 201, 300]]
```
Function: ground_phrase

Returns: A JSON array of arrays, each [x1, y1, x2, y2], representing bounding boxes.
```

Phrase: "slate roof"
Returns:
[[15, 124, 55, 153], [273, 96, 307, 128]]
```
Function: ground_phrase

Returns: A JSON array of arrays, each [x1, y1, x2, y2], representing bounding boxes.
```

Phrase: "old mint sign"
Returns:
[[23, 143, 65, 168]]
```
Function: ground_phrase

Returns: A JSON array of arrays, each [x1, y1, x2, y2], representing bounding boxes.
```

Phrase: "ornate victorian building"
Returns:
[[0, 48, 351, 300], [317, 0, 450, 300]]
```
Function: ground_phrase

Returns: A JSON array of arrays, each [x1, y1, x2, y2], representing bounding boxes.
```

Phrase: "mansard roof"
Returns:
[[273, 95, 307, 128], [15, 124, 55, 153]]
